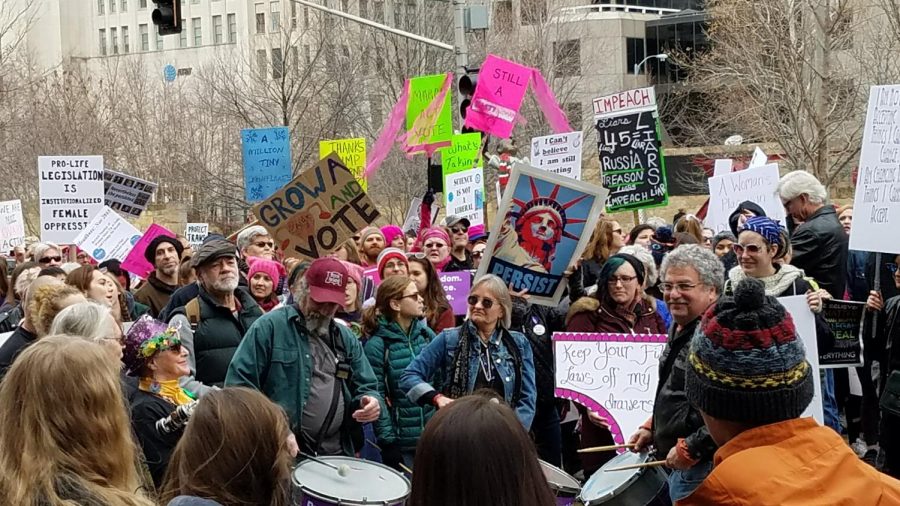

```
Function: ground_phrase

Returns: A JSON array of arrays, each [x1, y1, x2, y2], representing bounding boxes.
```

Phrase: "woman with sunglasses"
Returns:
[[406, 255, 455, 333], [416, 227, 453, 272], [124, 315, 196, 488], [401, 274, 537, 429]]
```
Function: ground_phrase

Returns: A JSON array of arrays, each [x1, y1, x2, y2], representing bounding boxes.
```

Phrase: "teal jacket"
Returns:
[[225, 304, 384, 456], [363, 316, 435, 450]]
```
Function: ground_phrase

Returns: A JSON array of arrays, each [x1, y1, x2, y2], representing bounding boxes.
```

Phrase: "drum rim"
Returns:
[[577, 452, 651, 502], [539, 460, 581, 494], [292, 457, 412, 504]]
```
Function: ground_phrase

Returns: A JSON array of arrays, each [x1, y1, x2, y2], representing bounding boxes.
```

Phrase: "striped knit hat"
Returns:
[[685, 277, 814, 424]]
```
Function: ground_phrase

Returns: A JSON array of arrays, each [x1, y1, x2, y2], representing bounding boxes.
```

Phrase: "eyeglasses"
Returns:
[[888, 263, 899, 274], [398, 292, 420, 300], [607, 275, 637, 285], [423, 242, 447, 250], [732, 243, 764, 255], [661, 282, 700, 293], [384, 260, 406, 271], [254, 241, 275, 249], [467, 295, 495, 309], [407, 252, 427, 260], [451, 226, 468, 235], [472, 250, 484, 258], [39, 256, 62, 264], [612, 229, 624, 235]]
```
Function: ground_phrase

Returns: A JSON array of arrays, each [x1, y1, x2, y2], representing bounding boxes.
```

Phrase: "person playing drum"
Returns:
[[627, 245, 721, 502]]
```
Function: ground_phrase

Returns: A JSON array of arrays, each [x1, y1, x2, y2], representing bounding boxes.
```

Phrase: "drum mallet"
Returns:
[[300, 453, 352, 477], [578, 443, 635, 453], [603, 460, 668, 472]]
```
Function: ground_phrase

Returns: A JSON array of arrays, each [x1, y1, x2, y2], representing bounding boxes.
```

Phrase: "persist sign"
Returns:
[[38, 156, 105, 244]]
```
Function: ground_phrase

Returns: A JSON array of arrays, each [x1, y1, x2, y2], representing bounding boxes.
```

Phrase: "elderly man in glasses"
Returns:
[[442, 215, 473, 272]]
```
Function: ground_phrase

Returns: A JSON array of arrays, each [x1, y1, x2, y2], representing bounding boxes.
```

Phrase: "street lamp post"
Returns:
[[633, 53, 668, 78]]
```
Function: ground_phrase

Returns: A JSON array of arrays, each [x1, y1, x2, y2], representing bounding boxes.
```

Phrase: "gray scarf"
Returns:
[[727, 263, 805, 296]]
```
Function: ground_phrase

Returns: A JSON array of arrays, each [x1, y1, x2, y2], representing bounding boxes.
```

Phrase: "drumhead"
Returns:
[[579, 451, 649, 503], [539, 460, 581, 494], [293, 456, 410, 504]]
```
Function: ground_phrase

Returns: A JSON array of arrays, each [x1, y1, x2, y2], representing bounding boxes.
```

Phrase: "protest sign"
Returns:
[[705, 163, 786, 234], [748, 147, 768, 168], [406, 74, 453, 153], [121, 224, 176, 278], [103, 169, 157, 218], [185, 223, 209, 248], [850, 85, 900, 253], [594, 88, 667, 212], [713, 159, 733, 177], [820, 299, 865, 368], [476, 162, 608, 306], [444, 167, 484, 228], [439, 271, 472, 315], [464, 55, 532, 139], [401, 197, 440, 235], [319, 138, 368, 191], [73, 206, 142, 263], [38, 156, 105, 244], [0, 200, 25, 252], [441, 133, 483, 175], [253, 154, 380, 260], [553, 332, 668, 445], [241, 127, 293, 203], [778, 295, 824, 424], [530, 132, 583, 180]]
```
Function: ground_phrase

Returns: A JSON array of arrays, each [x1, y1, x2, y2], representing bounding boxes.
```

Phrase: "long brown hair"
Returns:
[[160, 387, 293, 506], [338, 238, 362, 264], [407, 257, 450, 329], [582, 218, 618, 263], [362, 275, 412, 336], [674, 214, 704, 243], [0, 336, 153, 505], [64, 264, 96, 293], [409, 395, 557, 506]]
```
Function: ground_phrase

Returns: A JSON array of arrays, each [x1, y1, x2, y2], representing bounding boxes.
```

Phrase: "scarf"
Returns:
[[139, 377, 195, 406], [446, 321, 523, 402], [727, 263, 805, 297]]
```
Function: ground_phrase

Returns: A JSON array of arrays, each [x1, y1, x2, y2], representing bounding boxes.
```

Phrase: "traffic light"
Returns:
[[152, 0, 182, 35], [458, 67, 479, 133]]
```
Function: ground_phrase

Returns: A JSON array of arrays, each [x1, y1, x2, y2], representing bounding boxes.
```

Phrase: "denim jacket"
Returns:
[[400, 320, 537, 429]]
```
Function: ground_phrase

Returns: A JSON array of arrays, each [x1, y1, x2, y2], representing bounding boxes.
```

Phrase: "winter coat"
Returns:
[[790, 205, 849, 298], [131, 390, 184, 487], [511, 298, 568, 405], [363, 316, 435, 450], [678, 418, 900, 505], [134, 272, 179, 317]]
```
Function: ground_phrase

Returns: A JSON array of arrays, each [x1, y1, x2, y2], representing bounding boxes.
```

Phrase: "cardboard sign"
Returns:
[[444, 167, 484, 228], [319, 138, 368, 191], [241, 127, 293, 203], [706, 163, 786, 234], [406, 74, 453, 152], [820, 299, 865, 368], [439, 271, 472, 315], [441, 133, 483, 175], [464, 55, 532, 139], [531, 131, 583, 180], [476, 163, 608, 306], [401, 197, 440, 234], [38, 156, 105, 244], [850, 85, 900, 253], [185, 223, 209, 248], [254, 154, 380, 260], [0, 200, 25, 252], [73, 206, 142, 263], [121, 224, 176, 278], [553, 332, 668, 445], [103, 169, 157, 218], [778, 295, 824, 424]]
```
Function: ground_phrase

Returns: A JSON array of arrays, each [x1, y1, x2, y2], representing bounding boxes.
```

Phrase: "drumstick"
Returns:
[[399, 463, 413, 474], [603, 460, 668, 472], [577, 443, 635, 453], [300, 453, 351, 476]]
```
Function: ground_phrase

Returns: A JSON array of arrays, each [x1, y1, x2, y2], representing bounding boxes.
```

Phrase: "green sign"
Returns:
[[441, 133, 483, 176], [406, 74, 453, 152]]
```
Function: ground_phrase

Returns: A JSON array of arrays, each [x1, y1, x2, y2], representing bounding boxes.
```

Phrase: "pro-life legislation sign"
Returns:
[[38, 156, 105, 244]]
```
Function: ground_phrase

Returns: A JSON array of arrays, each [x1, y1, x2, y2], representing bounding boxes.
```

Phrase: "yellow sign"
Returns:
[[319, 138, 367, 191]]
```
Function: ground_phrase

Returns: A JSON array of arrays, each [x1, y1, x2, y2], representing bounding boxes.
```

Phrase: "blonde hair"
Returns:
[[0, 336, 154, 505], [674, 214, 704, 244], [28, 284, 85, 337]]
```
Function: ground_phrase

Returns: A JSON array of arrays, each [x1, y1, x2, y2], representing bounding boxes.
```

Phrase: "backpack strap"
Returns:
[[184, 298, 201, 330]]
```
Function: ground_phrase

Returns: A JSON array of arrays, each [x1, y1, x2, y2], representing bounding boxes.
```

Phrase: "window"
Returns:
[[191, 0, 199, 4], [109, 0, 115, 13], [374, 1, 383, 22], [256, 7, 266, 34], [99, 29, 107, 55], [213, 15, 223, 43], [139, 23, 149, 51], [304, 45, 311, 65], [565, 102, 582, 127], [369, 93, 383, 126], [342, 0, 349, 13], [304, 7, 309, 28], [140, 0, 147, 7], [270, 1, 281, 31], [179, 18, 187, 47], [156, 30, 164, 50], [121, 26, 130, 53], [257, 49, 267, 79], [98, 0, 105, 15], [626, 37, 646, 74], [227, 13, 237, 43], [110, 27, 118, 54], [553, 39, 580, 77], [393, 1, 400, 26], [359, 0, 367, 18], [121, 0, 127, 12], [272, 47, 284, 79], [520, 0, 546, 25], [405, 0, 415, 29], [192, 17, 201, 45], [291, 46, 298, 68], [291, 2, 297, 28]]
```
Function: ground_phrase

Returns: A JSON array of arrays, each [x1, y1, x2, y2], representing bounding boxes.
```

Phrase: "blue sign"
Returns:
[[241, 127, 293, 203], [164, 64, 177, 82]]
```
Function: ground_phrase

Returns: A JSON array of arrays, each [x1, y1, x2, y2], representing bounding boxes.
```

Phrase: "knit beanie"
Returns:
[[598, 253, 645, 288], [359, 226, 385, 245], [341, 261, 363, 289], [144, 235, 184, 265], [381, 225, 404, 247], [685, 277, 814, 425], [710, 231, 736, 252], [377, 247, 408, 278], [649, 225, 675, 268], [416, 227, 450, 250], [247, 257, 284, 285]]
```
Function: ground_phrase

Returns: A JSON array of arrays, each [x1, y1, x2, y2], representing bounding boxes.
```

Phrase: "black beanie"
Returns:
[[144, 235, 184, 265]]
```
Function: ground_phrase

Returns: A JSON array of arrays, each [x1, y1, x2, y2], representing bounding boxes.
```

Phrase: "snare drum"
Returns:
[[539, 460, 581, 506], [578, 451, 669, 506], [292, 456, 411, 505]]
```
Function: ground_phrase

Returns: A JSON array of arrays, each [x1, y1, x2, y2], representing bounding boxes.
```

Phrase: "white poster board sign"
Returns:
[[401, 197, 440, 235], [444, 166, 484, 228], [38, 156, 105, 244], [530, 131, 583, 180], [778, 295, 824, 425], [0, 199, 25, 252], [185, 223, 209, 248], [705, 163, 786, 234], [73, 206, 142, 263], [104, 169, 158, 219], [713, 159, 733, 177], [748, 147, 768, 168], [850, 85, 900, 253]]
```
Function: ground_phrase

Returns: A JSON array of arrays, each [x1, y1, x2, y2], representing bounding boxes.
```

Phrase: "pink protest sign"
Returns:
[[464, 55, 532, 139], [121, 224, 176, 278]]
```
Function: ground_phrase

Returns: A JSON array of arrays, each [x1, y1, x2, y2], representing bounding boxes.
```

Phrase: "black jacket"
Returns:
[[0, 325, 36, 380], [790, 205, 849, 298], [444, 250, 474, 272], [510, 298, 568, 404], [568, 258, 604, 302], [131, 390, 185, 488]]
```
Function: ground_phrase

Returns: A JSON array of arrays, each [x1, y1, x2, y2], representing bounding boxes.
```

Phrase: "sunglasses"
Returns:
[[451, 226, 468, 234], [398, 291, 420, 300], [254, 241, 275, 248], [732, 243, 764, 255], [467, 295, 495, 309], [887, 263, 899, 274], [472, 251, 484, 258], [39, 256, 62, 264], [423, 242, 446, 250]]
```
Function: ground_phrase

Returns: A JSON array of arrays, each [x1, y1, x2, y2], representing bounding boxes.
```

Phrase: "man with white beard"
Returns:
[[168, 239, 263, 392], [226, 257, 383, 457]]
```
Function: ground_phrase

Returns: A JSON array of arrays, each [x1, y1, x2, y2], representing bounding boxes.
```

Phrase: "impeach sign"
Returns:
[[254, 155, 380, 260]]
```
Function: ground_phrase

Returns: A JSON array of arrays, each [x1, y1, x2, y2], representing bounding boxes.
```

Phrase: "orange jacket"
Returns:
[[677, 417, 900, 505]]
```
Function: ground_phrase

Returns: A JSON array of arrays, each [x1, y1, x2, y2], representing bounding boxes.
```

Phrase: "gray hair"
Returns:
[[469, 274, 512, 329], [618, 245, 658, 287], [14, 267, 41, 297], [644, 216, 667, 230], [32, 242, 61, 262], [777, 170, 828, 205], [49, 301, 114, 342], [660, 244, 725, 294], [60, 262, 81, 274], [237, 225, 269, 252]]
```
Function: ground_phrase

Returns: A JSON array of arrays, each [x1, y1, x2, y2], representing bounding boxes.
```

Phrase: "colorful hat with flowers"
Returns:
[[122, 315, 182, 376]]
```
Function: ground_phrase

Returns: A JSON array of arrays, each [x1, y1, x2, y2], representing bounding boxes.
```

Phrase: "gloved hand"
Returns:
[[423, 188, 435, 206]]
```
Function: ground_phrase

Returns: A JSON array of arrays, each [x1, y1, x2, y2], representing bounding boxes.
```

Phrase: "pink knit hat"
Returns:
[[377, 247, 408, 278], [381, 225, 404, 247], [247, 257, 284, 285], [416, 227, 450, 251], [341, 260, 363, 288]]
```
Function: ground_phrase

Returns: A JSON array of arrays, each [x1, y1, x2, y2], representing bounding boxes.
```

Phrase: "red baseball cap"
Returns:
[[305, 257, 348, 306]]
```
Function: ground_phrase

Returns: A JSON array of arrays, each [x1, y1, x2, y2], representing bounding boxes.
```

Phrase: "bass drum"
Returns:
[[538, 460, 581, 506], [578, 451, 670, 506], [292, 456, 410, 505]]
